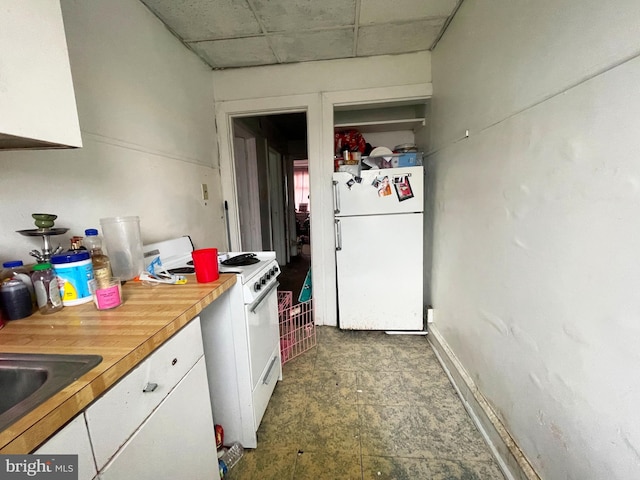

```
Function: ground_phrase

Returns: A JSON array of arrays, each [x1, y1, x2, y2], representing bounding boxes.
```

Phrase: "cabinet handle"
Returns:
[[172, 358, 178, 366], [263, 356, 278, 385], [143, 382, 158, 393]]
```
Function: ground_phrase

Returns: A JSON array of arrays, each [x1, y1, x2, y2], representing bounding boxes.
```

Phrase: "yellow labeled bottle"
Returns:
[[83, 229, 113, 288]]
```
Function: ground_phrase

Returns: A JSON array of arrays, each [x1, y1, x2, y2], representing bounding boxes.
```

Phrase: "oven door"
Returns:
[[245, 281, 280, 390]]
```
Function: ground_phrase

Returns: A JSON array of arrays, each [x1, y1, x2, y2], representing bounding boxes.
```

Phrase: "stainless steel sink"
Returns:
[[0, 353, 102, 431]]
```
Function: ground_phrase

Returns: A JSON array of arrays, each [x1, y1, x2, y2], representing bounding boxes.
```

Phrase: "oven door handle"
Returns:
[[263, 355, 279, 385], [249, 281, 280, 313]]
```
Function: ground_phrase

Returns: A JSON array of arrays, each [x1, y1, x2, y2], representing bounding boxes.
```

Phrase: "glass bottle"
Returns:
[[83, 228, 112, 288], [31, 263, 64, 314]]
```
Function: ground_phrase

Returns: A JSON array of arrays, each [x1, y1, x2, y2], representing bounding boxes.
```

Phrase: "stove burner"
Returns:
[[167, 267, 195, 274], [221, 253, 260, 266]]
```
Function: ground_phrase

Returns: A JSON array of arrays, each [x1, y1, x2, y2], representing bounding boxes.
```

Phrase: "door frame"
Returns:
[[216, 94, 336, 326]]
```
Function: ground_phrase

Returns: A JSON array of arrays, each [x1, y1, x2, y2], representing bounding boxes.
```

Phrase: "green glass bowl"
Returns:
[[31, 213, 57, 229]]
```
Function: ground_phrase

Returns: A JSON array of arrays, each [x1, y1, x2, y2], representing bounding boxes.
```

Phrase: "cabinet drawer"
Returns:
[[252, 345, 281, 429], [86, 318, 204, 470]]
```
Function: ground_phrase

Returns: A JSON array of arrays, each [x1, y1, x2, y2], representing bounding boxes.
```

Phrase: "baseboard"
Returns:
[[384, 330, 428, 335], [428, 325, 540, 480]]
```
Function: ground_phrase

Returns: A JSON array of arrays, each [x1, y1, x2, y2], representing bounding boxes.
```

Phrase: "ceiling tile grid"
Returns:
[[357, 18, 447, 56], [141, 0, 262, 41], [270, 29, 355, 64], [191, 36, 278, 68], [251, 0, 357, 32], [359, 0, 459, 24], [140, 0, 460, 69]]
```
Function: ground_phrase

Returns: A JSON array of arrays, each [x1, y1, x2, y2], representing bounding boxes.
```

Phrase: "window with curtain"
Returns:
[[294, 162, 309, 212]]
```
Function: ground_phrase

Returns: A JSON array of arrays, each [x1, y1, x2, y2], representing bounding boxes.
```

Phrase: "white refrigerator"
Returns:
[[333, 165, 424, 331]]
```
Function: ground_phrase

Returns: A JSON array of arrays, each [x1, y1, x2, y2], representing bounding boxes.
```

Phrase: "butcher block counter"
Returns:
[[0, 273, 236, 454]]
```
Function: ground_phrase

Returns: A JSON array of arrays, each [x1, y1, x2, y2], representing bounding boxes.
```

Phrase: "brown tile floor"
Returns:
[[226, 326, 505, 480]]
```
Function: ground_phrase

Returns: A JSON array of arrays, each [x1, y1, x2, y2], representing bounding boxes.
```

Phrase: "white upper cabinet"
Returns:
[[0, 0, 82, 150]]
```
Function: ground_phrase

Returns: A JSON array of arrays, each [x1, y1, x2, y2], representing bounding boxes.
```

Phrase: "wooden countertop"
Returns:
[[0, 273, 237, 454]]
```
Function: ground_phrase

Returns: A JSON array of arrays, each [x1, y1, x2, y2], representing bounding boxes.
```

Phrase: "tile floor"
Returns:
[[226, 326, 505, 480]]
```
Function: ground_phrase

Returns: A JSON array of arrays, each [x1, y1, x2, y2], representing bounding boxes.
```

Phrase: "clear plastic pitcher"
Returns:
[[99, 216, 144, 281]]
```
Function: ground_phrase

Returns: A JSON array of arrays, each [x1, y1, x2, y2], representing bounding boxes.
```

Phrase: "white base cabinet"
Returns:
[[99, 357, 217, 480], [87, 318, 219, 480], [33, 318, 219, 480]]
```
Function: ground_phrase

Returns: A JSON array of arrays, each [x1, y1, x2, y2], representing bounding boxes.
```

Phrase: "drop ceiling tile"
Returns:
[[269, 29, 354, 63], [360, 0, 457, 24], [141, 0, 261, 41], [251, 0, 356, 32], [189, 36, 278, 68], [356, 19, 445, 56]]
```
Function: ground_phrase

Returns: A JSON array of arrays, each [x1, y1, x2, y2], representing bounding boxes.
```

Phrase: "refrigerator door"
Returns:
[[335, 212, 423, 330], [333, 166, 423, 217]]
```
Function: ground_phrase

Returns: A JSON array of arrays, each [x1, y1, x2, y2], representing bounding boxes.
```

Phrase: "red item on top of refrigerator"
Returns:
[[334, 129, 366, 155]]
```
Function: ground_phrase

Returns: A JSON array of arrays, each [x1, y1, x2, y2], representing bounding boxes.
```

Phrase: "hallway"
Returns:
[[226, 326, 505, 479]]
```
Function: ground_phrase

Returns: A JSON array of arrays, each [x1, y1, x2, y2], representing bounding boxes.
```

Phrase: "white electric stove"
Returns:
[[142, 236, 282, 448]]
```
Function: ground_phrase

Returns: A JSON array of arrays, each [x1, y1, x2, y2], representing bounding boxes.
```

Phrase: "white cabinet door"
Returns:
[[34, 414, 97, 480], [0, 0, 81, 149], [99, 357, 219, 480], [86, 319, 204, 470]]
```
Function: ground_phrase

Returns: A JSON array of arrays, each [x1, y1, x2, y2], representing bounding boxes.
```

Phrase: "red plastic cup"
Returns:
[[191, 248, 219, 283]]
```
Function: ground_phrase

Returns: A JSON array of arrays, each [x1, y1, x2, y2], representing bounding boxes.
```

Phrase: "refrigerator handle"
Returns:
[[334, 219, 342, 251], [332, 180, 340, 214]]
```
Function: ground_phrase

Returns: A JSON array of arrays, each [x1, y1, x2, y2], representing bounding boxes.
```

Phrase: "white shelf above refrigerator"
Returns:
[[334, 118, 426, 134]]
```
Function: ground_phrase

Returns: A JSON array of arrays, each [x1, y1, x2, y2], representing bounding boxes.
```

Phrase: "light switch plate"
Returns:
[[201, 183, 209, 200]]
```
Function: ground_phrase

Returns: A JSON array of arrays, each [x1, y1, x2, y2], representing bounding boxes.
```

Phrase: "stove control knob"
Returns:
[[254, 282, 261, 291], [261, 276, 267, 285], [265, 272, 272, 280]]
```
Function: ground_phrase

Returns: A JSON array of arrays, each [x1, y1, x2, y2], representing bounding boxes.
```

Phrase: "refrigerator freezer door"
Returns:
[[333, 166, 423, 217], [335, 212, 423, 330]]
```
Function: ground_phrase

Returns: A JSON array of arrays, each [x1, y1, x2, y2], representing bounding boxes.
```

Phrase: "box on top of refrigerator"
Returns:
[[391, 152, 422, 168]]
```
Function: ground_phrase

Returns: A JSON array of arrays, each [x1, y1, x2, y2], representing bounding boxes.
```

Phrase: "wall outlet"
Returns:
[[201, 183, 209, 200]]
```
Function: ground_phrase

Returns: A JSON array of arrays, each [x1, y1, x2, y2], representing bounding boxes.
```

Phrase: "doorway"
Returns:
[[231, 113, 311, 300]]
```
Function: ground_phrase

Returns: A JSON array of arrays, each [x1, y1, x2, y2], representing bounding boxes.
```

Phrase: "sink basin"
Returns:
[[0, 353, 102, 431]]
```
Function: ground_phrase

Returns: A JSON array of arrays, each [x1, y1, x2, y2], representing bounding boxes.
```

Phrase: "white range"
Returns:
[[142, 236, 282, 448]]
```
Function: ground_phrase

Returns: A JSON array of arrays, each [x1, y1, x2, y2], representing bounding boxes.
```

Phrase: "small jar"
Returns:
[[31, 263, 64, 314]]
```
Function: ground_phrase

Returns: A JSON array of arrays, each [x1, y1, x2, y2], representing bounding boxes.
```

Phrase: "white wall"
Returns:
[[0, 0, 224, 264], [212, 51, 430, 101], [430, 1, 640, 479]]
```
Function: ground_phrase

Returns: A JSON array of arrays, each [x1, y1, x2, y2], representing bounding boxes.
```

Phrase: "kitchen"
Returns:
[[2, 1, 640, 480]]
